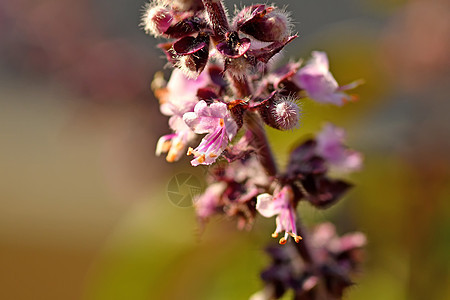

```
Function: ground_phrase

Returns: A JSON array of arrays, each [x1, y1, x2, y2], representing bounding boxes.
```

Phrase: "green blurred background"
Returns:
[[1, 0, 449, 299]]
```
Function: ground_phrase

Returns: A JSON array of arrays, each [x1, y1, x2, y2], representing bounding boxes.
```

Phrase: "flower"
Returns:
[[310, 222, 367, 272], [184, 100, 238, 166], [259, 222, 366, 299], [156, 131, 193, 162], [293, 51, 361, 106], [159, 67, 209, 116], [316, 123, 362, 172], [226, 156, 269, 188], [155, 68, 209, 162], [193, 182, 226, 220], [256, 185, 302, 244]]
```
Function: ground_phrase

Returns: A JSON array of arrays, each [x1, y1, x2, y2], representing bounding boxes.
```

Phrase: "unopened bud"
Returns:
[[274, 99, 300, 130], [142, 5, 173, 37], [171, 0, 204, 11], [234, 5, 292, 42], [259, 96, 301, 130]]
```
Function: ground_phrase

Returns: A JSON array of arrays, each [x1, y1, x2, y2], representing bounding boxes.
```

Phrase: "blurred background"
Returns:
[[0, 0, 449, 299]]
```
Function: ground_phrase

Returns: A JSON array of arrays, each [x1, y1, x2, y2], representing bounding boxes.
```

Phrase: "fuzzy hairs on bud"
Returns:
[[141, 2, 173, 37], [259, 95, 301, 130], [232, 5, 293, 42], [272, 97, 301, 130]]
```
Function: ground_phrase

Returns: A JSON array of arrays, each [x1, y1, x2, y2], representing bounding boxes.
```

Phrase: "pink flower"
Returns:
[[294, 51, 361, 106], [256, 186, 302, 244], [156, 69, 209, 162], [156, 130, 194, 163], [316, 123, 362, 172], [184, 100, 238, 166], [159, 68, 209, 117], [310, 222, 366, 266], [194, 182, 226, 220]]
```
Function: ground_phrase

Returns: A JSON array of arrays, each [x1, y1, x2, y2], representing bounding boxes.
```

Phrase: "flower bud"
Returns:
[[234, 5, 292, 42], [259, 96, 301, 130], [142, 5, 173, 37], [171, 0, 204, 11], [273, 99, 301, 130]]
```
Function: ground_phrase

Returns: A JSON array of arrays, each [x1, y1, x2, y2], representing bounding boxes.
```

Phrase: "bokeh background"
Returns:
[[1, 0, 449, 299]]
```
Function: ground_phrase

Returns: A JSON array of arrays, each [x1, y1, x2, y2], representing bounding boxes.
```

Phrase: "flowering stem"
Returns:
[[200, 4, 321, 294], [201, 1, 276, 176], [197, 5, 326, 298]]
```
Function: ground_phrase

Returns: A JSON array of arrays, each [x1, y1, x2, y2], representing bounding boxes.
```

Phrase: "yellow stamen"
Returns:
[[187, 147, 209, 164], [279, 237, 287, 245], [166, 152, 176, 162], [271, 232, 279, 238], [350, 94, 359, 102], [175, 141, 184, 151], [342, 94, 359, 104], [154, 87, 169, 104], [161, 140, 171, 153], [209, 153, 217, 158], [197, 154, 206, 163], [219, 118, 224, 127], [289, 232, 303, 243]]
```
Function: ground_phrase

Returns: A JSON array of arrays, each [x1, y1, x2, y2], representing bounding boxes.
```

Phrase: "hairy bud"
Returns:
[[259, 96, 301, 130], [273, 99, 300, 130], [171, 0, 204, 11], [234, 5, 292, 42], [142, 5, 174, 37]]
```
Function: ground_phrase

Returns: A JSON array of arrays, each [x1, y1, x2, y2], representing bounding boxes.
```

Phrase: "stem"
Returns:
[[244, 111, 278, 177], [201, 0, 229, 42], [202, 0, 252, 98], [294, 220, 328, 300], [201, 2, 315, 294], [293, 220, 318, 265], [201, 3, 328, 299], [227, 73, 252, 99], [201, 5, 317, 296], [293, 221, 314, 264]]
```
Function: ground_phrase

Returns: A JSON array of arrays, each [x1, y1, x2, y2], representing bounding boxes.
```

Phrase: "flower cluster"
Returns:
[[194, 155, 268, 230], [143, 0, 365, 299], [147, 1, 306, 167], [253, 223, 366, 299]]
